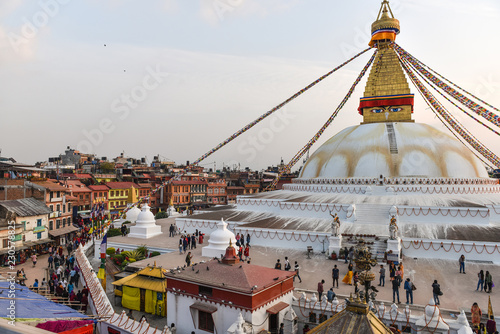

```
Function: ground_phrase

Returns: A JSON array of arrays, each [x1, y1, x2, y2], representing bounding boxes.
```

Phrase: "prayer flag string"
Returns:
[[396, 50, 500, 168], [266, 49, 378, 191], [393, 43, 500, 129], [118, 47, 373, 217]]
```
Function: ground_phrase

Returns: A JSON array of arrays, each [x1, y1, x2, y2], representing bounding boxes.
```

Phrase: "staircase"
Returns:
[[354, 203, 392, 224], [386, 123, 399, 154]]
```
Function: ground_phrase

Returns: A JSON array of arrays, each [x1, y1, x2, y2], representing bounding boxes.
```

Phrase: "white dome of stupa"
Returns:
[[135, 204, 156, 226], [299, 122, 488, 179], [125, 206, 141, 223], [202, 219, 236, 258], [128, 204, 163, 239]]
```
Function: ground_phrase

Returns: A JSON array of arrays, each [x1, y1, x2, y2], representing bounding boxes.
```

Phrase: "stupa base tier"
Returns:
[[128, 226, 163, 239]]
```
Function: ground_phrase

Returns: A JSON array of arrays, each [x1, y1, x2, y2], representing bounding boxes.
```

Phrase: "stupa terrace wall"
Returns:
[[292, 177, 498, 186]]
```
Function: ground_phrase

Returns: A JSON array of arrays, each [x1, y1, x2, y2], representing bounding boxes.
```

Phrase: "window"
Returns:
[[56, 204, 60, 212], [68, 203, 72, 211], [198, 311, 214, 332], [3, 239, 8, 248], [56, 219, 61, 228], [79, 195, 83, 200], [198, 286, 212, 297], [63, 218, 66, 227], [49, 205, 53, 212], [220, 188, 225, 194], [62, 203, 66, 213], [50, 192, 54, 199], [49, 221, 53, 230], [67, 217, 71, 225], [57, 191, 60, 198]]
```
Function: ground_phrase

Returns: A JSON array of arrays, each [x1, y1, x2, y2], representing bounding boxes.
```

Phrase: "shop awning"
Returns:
[[48, 225, 79, 237], [267, 301, 289, 314], [190, 302, 217, 314]]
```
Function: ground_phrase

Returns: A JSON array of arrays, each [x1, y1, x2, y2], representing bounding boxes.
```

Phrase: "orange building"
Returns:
[[64, 180, 92, 214], [167, 181, 191, 211], [207, 178, 227, 206]]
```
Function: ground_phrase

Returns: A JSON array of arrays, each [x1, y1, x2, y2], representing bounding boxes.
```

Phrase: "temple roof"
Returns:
[[308, 299, 392, 334]]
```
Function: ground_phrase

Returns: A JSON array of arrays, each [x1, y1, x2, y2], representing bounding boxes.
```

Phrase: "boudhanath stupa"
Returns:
[[176, 1, 500, 263]]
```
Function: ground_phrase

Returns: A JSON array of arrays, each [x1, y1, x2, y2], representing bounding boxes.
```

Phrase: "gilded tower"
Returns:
[[359, 0, 414, 124]]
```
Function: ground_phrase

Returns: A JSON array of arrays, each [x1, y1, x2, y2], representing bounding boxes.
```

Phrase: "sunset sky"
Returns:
[[1, 0, 499, 170]]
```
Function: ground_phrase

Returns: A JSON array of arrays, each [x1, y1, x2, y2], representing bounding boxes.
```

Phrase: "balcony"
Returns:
[[49, 211, 61, 218], [50, 197, 63, 203]]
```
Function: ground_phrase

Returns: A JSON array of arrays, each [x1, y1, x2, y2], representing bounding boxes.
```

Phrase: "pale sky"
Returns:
[[1, 0, 499, 171]]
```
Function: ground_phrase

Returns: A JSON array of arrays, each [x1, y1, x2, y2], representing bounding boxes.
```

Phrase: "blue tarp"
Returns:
[[0, 282, 88, 319]]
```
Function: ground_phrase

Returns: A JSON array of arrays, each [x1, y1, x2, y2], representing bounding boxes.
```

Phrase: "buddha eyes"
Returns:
[[369, 107, 403, 113]]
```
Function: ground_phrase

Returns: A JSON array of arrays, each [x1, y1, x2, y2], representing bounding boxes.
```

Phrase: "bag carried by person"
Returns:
[[438, 290, 443, 296], [411, 283, 417, 291]]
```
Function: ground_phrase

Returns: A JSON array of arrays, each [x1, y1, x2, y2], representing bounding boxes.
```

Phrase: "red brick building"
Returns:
[[227, 186, 244, 204], [87, 184, 110, 210], [207, 178, 227, 205]]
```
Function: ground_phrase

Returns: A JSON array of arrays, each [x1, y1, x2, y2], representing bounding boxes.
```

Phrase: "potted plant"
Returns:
[[331, 250, 337, 260]]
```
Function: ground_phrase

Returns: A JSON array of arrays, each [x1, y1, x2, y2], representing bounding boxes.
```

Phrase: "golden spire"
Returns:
[[359, 0, 414, 124]]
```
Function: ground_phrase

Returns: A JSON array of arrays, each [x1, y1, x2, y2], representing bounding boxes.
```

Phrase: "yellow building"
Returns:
[[106, 182, 138, 214], [112, 264, 166, 316]]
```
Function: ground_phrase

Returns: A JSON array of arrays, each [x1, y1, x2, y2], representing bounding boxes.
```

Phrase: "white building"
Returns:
[[166, 244, 297, 333]]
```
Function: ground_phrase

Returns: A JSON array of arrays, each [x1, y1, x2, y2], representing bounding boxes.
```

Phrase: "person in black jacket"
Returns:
[[432, 280, 441, 305], [392, 275, 401, 304]]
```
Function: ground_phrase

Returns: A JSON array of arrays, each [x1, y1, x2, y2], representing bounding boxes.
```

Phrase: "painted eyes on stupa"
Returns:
[[370, 108, 385, 113], [389, 107, 403, 112]]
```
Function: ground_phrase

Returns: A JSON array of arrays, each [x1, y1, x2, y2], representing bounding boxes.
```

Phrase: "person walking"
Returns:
[[459, 254, 466, 274], [31, 254, 37, 267], [284, 257, 291, 271], [246, 233, 251, 246], [48, 254, 54, 269], [471, 302, 482, 329], [392, 274, 401, 304], [404, 278, 414, 304], [185, 252, 193, 267], [343, 247, 349, 264], [274, 259, 282, 270], [485, 271, 493, 293], [342, 262, 354, 285], [317, 280, 325, 300], [332, 265, 339, 288], [379, 265, 385, 287], [432, 280, 441, 305], [477, 270, 485, 291], [294, 261, 302, 283]]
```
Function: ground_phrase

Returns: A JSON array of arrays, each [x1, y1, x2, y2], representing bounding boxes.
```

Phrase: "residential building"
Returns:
[[107, 182, 139, 214], [64, 180, 92, 214], [0, 198, 51, 247], [190, 180, 208, 209], [226, 186, 244, 204], [32, 180, 76, 245], [207, 178, 227, 205], [88, 184, 110, 210], [167, 181, 191, 211]]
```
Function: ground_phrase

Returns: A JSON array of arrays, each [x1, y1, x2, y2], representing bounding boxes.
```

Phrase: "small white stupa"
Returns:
[[202, 218, 236, 258], [113, 205, 141, 227], [166, 197, 180, 217], [128, 204, 163, 239]]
